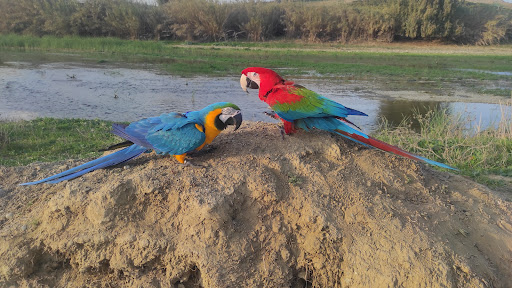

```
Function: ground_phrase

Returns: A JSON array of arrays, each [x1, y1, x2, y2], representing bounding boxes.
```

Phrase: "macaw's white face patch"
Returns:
[[240, 72, 260, 92]]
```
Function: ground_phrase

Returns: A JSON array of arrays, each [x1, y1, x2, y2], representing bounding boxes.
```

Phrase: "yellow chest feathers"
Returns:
[[202, 108, 223, 144]]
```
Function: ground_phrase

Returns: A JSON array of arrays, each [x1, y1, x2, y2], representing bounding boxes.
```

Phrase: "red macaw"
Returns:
[[240, 67, 455, 170]]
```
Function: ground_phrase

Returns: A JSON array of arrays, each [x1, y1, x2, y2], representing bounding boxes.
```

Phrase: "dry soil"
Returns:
[[0, 122, 511, 287]]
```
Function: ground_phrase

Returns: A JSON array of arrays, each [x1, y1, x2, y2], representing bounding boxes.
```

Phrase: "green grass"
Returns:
[[373, 107, 512, 187], [0, 34, 169, 54], [1, 35, 511, 92], [0, 118, 122, 166], [477, 88, 512, 97]]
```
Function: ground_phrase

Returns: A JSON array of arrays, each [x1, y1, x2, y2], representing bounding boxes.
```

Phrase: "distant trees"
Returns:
[[393, 0, 461, 39], [0, 0, 510, 44], [0, 0, 163, 39], [453, 1, 512, 44]]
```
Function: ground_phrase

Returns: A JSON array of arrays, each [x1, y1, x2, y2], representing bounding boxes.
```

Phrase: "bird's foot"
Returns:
[[264, 111, 280, 120], [279, 127, 286, 140]]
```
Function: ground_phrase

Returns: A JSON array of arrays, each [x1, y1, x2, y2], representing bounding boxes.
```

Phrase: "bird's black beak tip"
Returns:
[[222, 111, 242, 131], [233, 112, 242, 131]]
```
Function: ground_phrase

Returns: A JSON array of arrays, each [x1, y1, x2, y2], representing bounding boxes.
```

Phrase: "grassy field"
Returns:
[[1, 35, 511, 96], [0, 118, 121, 166]]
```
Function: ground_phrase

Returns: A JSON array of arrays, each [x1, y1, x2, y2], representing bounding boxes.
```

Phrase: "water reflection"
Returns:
[[377, 100, 444, 130], [0, 63, 509, 134], [453, 68, 512, 76]]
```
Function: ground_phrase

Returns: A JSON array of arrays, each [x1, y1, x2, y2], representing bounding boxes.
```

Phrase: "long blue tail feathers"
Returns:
[[297, 117, 457, 170], [19, 145, 147, 185]]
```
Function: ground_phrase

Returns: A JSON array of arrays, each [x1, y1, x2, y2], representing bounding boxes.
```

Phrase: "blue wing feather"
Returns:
[[295, 117, 368, 139], [146, 123, 206, 155], [20, 145, 147, 185], [112, 124, 154, 149], [113, 112, 204, 154], [21, 111, 208, 185]]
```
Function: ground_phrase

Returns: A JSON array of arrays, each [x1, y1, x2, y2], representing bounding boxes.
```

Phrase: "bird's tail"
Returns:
[[295, 117, 456, 170], [20, 145, 147, 185], [334, 129, 457, 170], [98, 140, 134, 152]]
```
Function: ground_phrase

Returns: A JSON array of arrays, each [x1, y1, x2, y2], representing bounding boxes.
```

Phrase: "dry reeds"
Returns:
[[0, 0, 510, 44], [374, 101, 512, 181]]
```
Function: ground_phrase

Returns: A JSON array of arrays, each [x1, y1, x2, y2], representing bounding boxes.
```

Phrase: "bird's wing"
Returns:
[[145, 122, 206, 156], [112, 112, 204, 155], [268, 84, 367, 122]]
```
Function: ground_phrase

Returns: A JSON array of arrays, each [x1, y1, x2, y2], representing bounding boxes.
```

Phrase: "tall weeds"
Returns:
[[0, 0, 163, 39], [161, 0, 230, 41], [0, 0, 510, 43], [453, 2, 512, 45], [374, 102, 512, 180]]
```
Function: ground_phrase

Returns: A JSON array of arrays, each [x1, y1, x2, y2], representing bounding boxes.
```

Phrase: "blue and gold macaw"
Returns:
[[20, 102, 242, 185]]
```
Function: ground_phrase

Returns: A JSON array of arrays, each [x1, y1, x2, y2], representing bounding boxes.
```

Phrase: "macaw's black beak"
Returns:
[[219, 110, 243, 131], [240, 74, 259, 93]]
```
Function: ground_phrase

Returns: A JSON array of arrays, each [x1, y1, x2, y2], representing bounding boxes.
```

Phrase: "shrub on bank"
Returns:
[[0, 0, 510, 44]]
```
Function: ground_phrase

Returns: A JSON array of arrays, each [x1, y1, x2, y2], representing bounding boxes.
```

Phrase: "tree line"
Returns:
[[0, 0, 510, 45]]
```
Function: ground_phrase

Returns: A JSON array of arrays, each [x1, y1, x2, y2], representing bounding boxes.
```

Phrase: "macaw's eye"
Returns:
[[252, 72, 258, 77]]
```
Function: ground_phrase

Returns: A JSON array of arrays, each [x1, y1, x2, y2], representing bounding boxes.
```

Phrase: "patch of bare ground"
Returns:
[[0, 122, 511, 287]]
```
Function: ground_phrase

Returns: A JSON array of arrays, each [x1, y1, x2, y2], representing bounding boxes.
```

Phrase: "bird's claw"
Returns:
[[264, 111, 279, 120], [279, 127, 286, 140]]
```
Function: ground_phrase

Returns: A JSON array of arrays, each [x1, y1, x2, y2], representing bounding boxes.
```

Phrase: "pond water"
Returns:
[[0, 63, 510, 134]]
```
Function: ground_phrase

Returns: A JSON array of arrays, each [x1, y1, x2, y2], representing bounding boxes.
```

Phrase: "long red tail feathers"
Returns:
[[336, 117, 362, 131], [334, 129, 457, 170]]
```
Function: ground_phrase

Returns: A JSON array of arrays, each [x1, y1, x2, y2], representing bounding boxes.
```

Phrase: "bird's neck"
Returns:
[[203, 110, 223, 144], [258, 74, 284, 101]]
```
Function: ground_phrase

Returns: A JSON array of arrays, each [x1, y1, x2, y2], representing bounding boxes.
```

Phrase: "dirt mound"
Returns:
[[0, 122, 511, 287]]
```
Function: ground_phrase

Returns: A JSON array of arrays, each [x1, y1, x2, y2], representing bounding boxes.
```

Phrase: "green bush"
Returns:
[[0, 0, 510, 44], [161, 0, 230, 41], [452, 2, 512, 44], [0, 0, 163, 39]]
